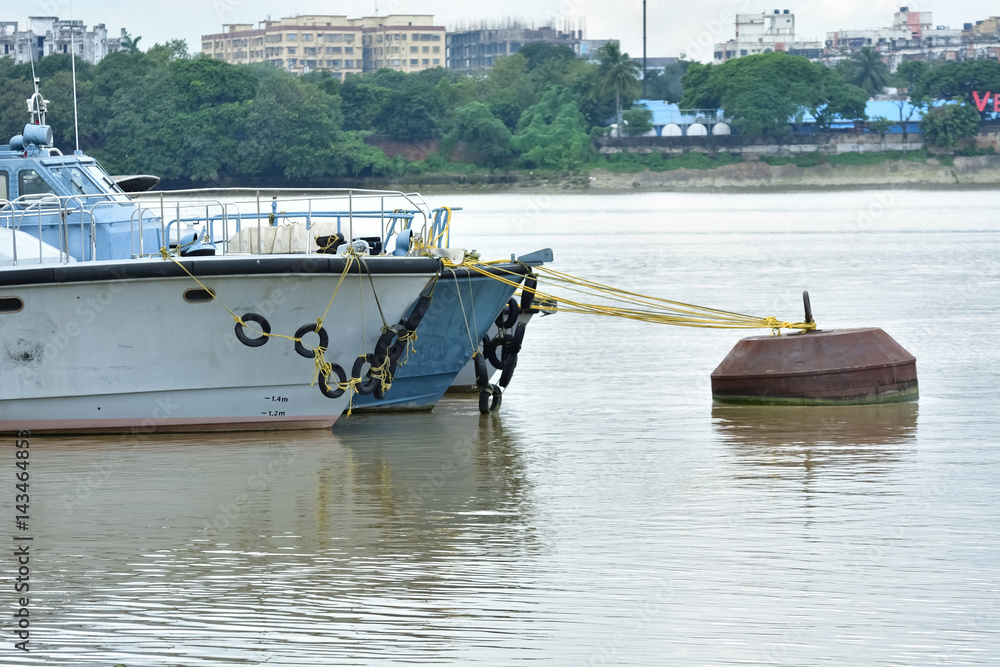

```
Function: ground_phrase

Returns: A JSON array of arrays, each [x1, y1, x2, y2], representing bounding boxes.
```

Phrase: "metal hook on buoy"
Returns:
[[803, 290, 814, 325]]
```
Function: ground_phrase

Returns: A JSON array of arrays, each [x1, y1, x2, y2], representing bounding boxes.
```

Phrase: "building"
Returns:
[[0, 16, 122, 65], [201, 14, 445, 77], [714, 10, 823, 63], [357, 15, 445, 73], [824, 8, 964, 70], [447, 21, 609, 71]]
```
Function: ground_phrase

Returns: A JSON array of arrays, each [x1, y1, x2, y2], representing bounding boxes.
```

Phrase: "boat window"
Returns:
[[0, 297, 24, 314], [50, 165, 105, 196], [83, 164, 128, 201], [18, 169, 57, 198], [0, 172, 7, 201]]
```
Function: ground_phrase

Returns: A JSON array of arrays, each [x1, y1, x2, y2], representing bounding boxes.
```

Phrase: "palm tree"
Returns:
[[849, 47, 891, 96], [596, 42, 641, 137], [121, 32, 143, 54]]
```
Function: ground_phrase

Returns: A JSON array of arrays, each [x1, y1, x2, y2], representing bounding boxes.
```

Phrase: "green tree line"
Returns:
[[3, 41, 997, 183], [0, 40, 652, 184]]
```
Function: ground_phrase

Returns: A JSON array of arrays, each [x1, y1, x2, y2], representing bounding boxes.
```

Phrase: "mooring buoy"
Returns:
[[710, 292, 918, 405]]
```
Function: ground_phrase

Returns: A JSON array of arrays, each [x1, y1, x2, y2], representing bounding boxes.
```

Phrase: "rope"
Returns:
[[440, 257, 816, 334], [157, 246, 371, 408]]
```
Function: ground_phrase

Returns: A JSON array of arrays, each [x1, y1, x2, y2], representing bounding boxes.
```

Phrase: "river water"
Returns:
[[4, 189, 999, 665]]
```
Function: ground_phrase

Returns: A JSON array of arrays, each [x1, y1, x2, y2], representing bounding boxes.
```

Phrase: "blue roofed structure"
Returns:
[[637, 98, 962, 136]]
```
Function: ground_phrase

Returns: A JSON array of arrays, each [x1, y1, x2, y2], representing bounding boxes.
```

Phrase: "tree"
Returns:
[[121, 32, 142, 53], [912, 59, 1000, 118], [621, 106, 653, 136], [894, 60, 928, 93], [594, 42, 641, 136], [512, 89, 594, 170], [849, 47, 890, 96], [921, 102, 981, 149], [680, 52, 866, 136], [519, 42, 576, 72], [443, 101, 513, 166], [642, 61, 691, 103], [868, 116, 894, 143]]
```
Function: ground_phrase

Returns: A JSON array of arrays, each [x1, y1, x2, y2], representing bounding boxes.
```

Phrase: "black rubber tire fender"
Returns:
[[520, 277, 537, 311], [474, 352, 490, 389], [484, 334, 503, 369], [375, 323, 407, 364], [404, 294, 432, 331], [478, 384, 502, 414], [235, 313, 271, 348], [351, 353, 381, 396], [319, 364, 347, 399], [499, 352, 518, 388], [293, 324, 329, 359], [373, 358, 399, 401], [495, 297, 519, 329]]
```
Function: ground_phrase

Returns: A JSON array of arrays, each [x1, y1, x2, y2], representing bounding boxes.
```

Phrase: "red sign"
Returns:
[[972, 91, 1000, 112]]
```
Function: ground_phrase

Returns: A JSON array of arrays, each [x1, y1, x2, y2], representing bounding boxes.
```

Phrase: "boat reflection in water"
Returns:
[[30, 402, 535, 665], [712, 402, 918, 472]]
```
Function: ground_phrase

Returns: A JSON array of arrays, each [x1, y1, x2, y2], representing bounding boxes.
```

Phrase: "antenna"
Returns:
[[70, 2, 81, 152]]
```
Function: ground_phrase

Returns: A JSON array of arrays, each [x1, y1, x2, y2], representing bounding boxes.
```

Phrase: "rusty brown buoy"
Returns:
[[710, 293, 918, 405]]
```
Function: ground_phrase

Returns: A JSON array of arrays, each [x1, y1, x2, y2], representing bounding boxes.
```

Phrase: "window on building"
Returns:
[[287, 47, 296, 55], [410, 58, 418, 65], [432, 34, 441, 41], [305, 47, 316, 55], [266, 34, 281, 42], [331, 59, 341, 66], [422, 46, 429, 53], [740, 49, 747, 56], [326, 46, 340, 54], [433, 58, 439, 64], [421, 34, 432, 41], [392, 59, 400, 66], [303, 34, 313, 41], [345, 35, 354, 43], [287, 34, 297, 41], [345, 46, 353, 54], [433, 46, 440, 53], [422, 58, 429, 65], [344, 59, 353, 68]]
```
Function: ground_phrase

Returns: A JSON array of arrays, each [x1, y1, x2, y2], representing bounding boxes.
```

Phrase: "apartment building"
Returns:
[[201, 14, 444, 77], [447, 21, 608, 71]]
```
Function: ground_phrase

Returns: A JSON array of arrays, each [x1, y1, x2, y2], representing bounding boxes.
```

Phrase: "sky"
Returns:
[[17, 0, 1000, 62]]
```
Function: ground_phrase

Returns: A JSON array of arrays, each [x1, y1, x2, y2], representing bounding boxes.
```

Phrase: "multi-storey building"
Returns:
[[714, 6, 1000, 71], [713, 10, 823, 62], [824, 8, 964, 69], [446, 21, 609, 71], [0, 16, 122, 65], [201, 14, 445, 77], [357, 15, 445, 73]]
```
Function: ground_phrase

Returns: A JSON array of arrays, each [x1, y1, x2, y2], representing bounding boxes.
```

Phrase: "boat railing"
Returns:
[[133, 188, 435, 257], [1, 188, 455, 264], [1, 195, 74, 265]]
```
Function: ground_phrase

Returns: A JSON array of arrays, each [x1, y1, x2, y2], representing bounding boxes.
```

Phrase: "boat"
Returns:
[[350, 250, 549, 413], [217, 205, 554, 414], [0, 87, 445, 433]]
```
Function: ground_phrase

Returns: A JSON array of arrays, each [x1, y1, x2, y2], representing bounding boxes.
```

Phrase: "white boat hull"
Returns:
[[0, 254, 439, 433]]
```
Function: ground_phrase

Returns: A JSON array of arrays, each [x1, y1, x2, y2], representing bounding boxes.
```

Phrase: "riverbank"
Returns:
[[328, 154, 1000, 194], [157, 154, 1000, 194]]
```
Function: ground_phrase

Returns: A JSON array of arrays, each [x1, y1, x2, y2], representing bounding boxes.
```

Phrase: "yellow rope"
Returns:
[[158, 246, 373, 408], [441, 257, 816, 334]]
